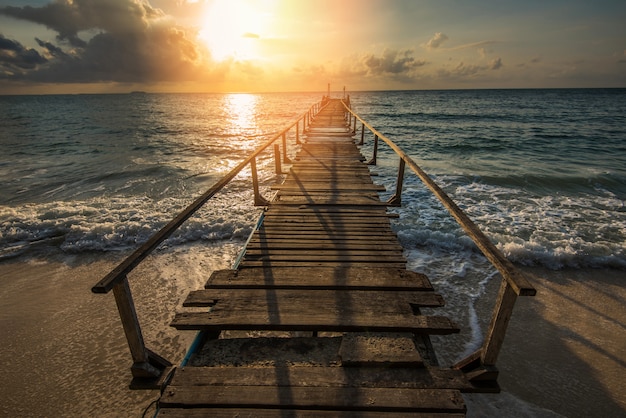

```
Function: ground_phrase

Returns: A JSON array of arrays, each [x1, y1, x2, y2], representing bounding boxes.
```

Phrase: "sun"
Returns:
[[198, 0, 274, 61]]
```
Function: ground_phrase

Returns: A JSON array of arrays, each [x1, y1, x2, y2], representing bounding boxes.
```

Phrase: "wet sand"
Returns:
[[0, 246, 237, 417], [0, 256, 624, 417], [484, 266, 626, 417]]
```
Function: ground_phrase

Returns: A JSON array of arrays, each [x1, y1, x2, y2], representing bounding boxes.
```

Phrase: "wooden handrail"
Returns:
[[92, 101, 322, 294], [342, 101, 535, 297]]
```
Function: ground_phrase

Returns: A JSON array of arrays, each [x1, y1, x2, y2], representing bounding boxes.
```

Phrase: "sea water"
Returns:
[[2, 90, 624, 266], [1, 89, 625, 416]]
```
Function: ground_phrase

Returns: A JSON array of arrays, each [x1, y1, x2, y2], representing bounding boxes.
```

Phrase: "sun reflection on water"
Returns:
[[223, 93, 260, 140]]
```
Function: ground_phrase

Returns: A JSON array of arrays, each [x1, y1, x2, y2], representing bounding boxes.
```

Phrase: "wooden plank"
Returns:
[[241, 254, 406, 263], [260, 223, 394, 230], [166, 365, 472, 390], [160, 386, 466, 413], [262, 215, 393, 222], [246, 242, 403, 251], [339, 334, 423, 367], [265, 208, 391, 215], [182, 289, 445, 308], [272, 185, 386, 192], [205, 268, 433, 291], [253, 231, 397, 238], [256, 229, 395, 237], [239, 261, 407, 269], [171, 310, 459, 334], [159, 409, 466, 418], [248, 239, 400, 247], [244, 252, 404, 262], [273, 198, 390, 206]]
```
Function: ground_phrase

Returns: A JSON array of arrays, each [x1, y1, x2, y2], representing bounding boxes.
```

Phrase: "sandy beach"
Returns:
[[0, 255, 624, 417], [483, 266, 626, 417]]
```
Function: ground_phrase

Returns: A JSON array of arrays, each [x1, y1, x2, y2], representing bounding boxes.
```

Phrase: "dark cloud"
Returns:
[[0, 34, 47, 72], [35, 38, 69, 59], [363, 49, 425, 76], [0, 1, 163, 47], [0, 0, 206, 83]]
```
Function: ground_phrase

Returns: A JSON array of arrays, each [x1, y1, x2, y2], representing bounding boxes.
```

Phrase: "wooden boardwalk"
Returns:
[[159, 100, 478, 416]]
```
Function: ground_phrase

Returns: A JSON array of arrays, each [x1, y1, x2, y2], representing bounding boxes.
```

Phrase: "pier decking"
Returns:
[[160, 100, 468, 415], [92, 96, 535, 416]]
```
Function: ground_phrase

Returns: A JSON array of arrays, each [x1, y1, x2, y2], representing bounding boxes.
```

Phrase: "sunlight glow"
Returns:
[[223, 93, 260, 140], [198, 0, 275, 61]]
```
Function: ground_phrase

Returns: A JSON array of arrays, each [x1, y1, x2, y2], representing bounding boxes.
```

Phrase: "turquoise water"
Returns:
[[1, 89, 624, 268]]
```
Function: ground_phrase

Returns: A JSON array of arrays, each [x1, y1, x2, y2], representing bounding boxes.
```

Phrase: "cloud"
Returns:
[[35, 38, 70, 59], [0, 0, 209, 83], [489, 57, 503, 70], [437, 58, 503, 81], [243, 32, 260, 39], [362, 48, 426, 76], [424, 32, 448, 50], [0, 1, 163, 47], [0, 34, 47, 73], [448, 40, 496, 51]]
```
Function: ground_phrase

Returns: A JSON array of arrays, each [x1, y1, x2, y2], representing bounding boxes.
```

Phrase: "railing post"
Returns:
[[481, 280, 519, 366], [387, 158, 405, 206], [296, 120, 301, 144], [367, 134, 378, 165], [251, 157, 270, 206], [112, 276, 170, 383], [274, 144, 283, 174], [282, 132, 292, 163], [352, 115, 357, 134], [359, 123, 365, 145]]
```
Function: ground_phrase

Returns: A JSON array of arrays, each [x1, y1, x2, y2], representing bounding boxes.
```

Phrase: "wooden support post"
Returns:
[[112, 277, 169, 380], [274, 143, 282, 174], [282, 132, 292, 163], [352, 115, 357, 134], [387, 158, 405, 206], [251, 157, 270, 206], [367, 135, 378, 165], [359, 123, 365, 145], [481, 280, 518, 366], [296, 120, 301, 144]]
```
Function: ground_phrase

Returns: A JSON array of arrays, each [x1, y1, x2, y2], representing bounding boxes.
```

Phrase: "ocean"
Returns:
[[1, 89, 625, 417]]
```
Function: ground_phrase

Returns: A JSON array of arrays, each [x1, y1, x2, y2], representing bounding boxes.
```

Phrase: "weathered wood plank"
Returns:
[[262, 214, 392, 222], [171, 310, 459, 334], [248, 239, 400, 247], [243, 251, 404, 262], [273, 197, 390, 206], [182, 289, 444, 308], [239, 261, 407, 269], [272, 185, 386, 192], [158, 409, 466, 418], [265, 208, 391, 215], [241, 254, 406, 263], [259, 223, 394, 231], [246, 242, 403, 251], [253, 230, 398, 238], [205, 268, 433, 290], [160, 386, 466, 413]]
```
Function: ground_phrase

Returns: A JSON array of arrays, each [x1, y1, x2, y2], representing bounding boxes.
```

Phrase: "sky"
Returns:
[[0, 0, 625, 94]]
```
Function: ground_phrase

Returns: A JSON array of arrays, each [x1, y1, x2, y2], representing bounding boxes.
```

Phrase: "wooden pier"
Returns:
[[92, 97, 535, 416]]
